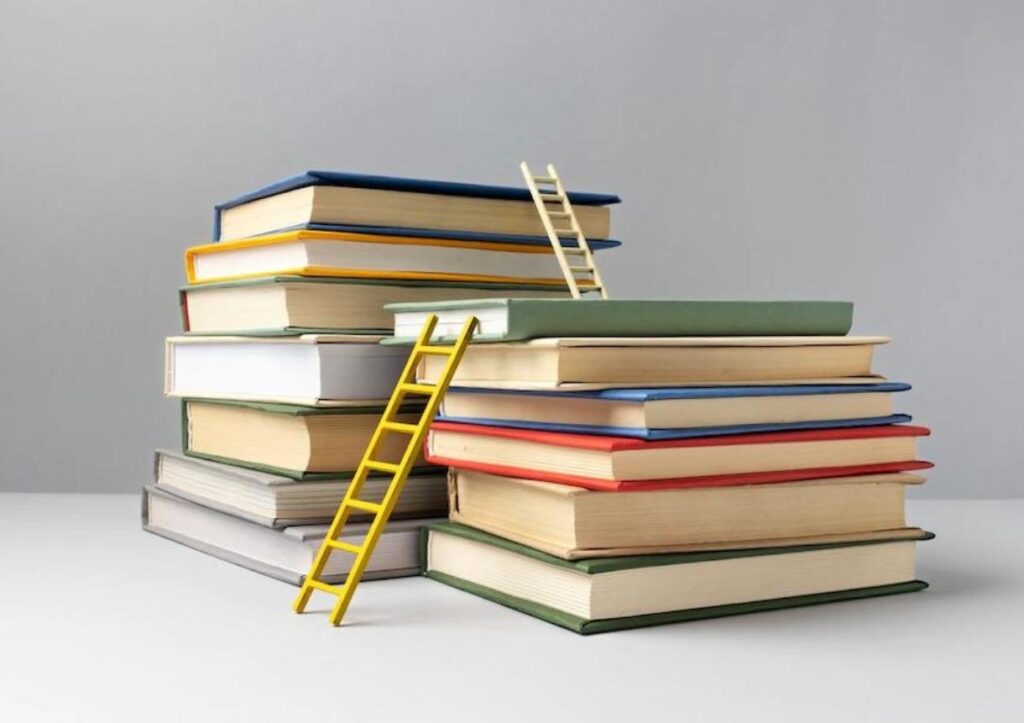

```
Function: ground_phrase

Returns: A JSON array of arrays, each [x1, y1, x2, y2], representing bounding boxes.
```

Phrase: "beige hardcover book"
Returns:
[[219, 186, 611, 241], [183, 279, 565, 334], [418, 336, 890, 389], [447, 468, 926, 559]]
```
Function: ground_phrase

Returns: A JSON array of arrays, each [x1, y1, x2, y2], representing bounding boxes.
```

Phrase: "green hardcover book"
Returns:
[[422, 522, 931, 634], [180, 399, 439, 480], [180, 276, 567, 336], [385, 298, 854, 343]]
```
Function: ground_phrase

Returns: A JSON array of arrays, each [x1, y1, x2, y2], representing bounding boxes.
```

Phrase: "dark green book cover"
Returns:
[[422, 522, 931, 634], [385, 298, 854, 343], [180, 398, 439, 481]]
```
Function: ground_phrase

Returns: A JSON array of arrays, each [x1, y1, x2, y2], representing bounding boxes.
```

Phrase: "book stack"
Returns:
[[144, 171, 622, 586], [386, 299, 934, 634]]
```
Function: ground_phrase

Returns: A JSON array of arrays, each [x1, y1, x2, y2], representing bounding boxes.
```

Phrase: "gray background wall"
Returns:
[[1, 0, 1021, 496]]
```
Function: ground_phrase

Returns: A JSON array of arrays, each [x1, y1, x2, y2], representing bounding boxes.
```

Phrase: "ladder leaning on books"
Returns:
[[292, 163, 609, 626]]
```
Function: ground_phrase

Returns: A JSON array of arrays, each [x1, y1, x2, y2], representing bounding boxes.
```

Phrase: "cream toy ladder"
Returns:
[[520, 162, 609, 299], [292, 314, 477, 626]]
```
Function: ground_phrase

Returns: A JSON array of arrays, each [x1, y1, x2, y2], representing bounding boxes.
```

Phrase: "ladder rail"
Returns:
[[292, 313, 478, 626], [519, 161, 609, 299]]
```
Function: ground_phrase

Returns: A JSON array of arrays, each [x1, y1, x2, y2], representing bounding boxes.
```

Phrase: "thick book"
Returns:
[[426, 422, 933, 491], [213, 170, 620, 242], [186, 230, 612, 287], [181, 277, 566, 335], [448, 467, 928, 559], [179, 400, 435, 479], [164, 334, 404, 405], [422, 522, 931, 634], [155, 450, 446, 527], [387, 298, 854, 342], [439, 383, 912, 440], [143, 485, 441, 585], [416, 336, 890, 390]]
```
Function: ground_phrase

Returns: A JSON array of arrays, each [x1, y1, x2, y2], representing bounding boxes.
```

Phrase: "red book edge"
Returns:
[[423, 455, 934, 492], [428, 420, 931, 452]]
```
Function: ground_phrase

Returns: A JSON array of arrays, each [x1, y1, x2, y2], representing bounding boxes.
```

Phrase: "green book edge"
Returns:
[[425, 570, 928, 635], [422, 521, 935, 574], [383, 299, 854, 343]]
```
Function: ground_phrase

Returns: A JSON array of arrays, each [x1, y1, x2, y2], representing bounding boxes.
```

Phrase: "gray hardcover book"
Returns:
[[142, 485, 442, 585]]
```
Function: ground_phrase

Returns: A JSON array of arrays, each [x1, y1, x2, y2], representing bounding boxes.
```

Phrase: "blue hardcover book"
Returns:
[[213, 170, 621, 244], [438, 383, 913, 440]]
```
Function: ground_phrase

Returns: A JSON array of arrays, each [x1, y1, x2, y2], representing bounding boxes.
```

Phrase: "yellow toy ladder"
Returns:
[[292, 314, 477, 626], [520, 162, 610, 299]]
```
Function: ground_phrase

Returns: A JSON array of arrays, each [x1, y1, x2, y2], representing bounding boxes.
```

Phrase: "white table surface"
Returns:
[[1, 494, 1021, 722]]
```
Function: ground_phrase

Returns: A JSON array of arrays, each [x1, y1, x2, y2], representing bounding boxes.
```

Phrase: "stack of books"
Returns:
[[385, 299, 934, 634], [144, 171, 621, 586]]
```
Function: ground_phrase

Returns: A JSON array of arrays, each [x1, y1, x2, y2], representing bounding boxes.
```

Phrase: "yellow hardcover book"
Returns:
[[185, 229, 597, 287]]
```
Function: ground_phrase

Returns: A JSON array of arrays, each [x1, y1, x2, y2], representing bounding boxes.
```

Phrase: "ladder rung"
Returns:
[[306, 579, 344, 595], [561, 247, 586, 255], [326, 539, 363, 555], [381, 420, 418, 434], [540, 193, 563, 202], [345, 498, 383, 513], [553, 229, 578, 237], [362, 460, 401, 475], [416, 345, 456, 356], [399, 382, 436, 395], [532, 175, 557, 184], [547, 211, 571, 218]]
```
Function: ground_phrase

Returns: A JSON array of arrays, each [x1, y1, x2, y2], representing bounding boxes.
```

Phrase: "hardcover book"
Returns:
[[213, 170, 620, 242], [186, 230, 611, 287], [143, 485, 441, 585], [447, 467, 927, 558], [181, 277, 566, 335], [387, 298, 855, 342], [422, 522, 931, 634], [155, 450, 447, 527], [164, 334, 404, 405], [415, 336, 891, 390], [426, 422, 933, 490], [179, 400, 434, 479], [438, 383, 912, 440]]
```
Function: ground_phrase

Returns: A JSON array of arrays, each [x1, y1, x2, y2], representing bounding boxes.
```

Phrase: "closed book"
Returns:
[[180, 399, 435, 479], [387, 298, 854, 342], [416, 336, 890, 390], [154, 450, 446, 527], [164, 334, 403, 405], [448, 467, 927, 559], [143, 485, 441, 585], [181, 277, 566, 335], [439, 383, 912, 440], [422, 522, 931, 634], [186, 230, 610, 288], [426, 422, 933, 491], [213, 170, 619, 242]]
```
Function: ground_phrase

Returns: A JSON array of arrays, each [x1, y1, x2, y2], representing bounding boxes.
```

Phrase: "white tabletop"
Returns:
[[2, 494, 1020, 722]]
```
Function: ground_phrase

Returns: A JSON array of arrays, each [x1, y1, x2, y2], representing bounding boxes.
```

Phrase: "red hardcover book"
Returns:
[[425, 421, 932, 491]]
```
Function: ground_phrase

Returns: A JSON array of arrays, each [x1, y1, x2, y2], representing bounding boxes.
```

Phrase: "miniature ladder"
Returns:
[[292, 314, 478, 626], [520, 162, 609, 299]]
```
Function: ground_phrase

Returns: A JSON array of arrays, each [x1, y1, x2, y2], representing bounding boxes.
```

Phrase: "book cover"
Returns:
[[387, 298, 856, 341], [421, 522, 933, 634]]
